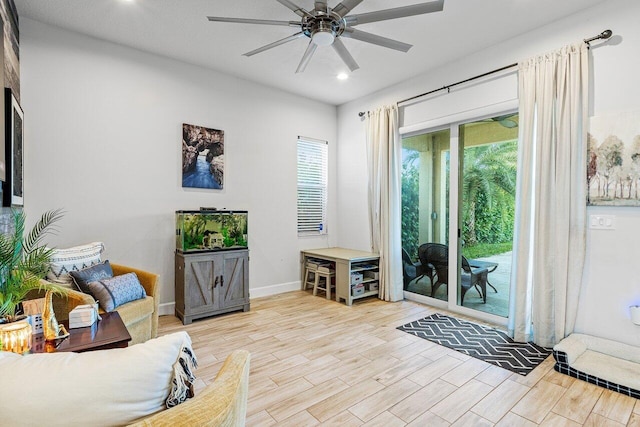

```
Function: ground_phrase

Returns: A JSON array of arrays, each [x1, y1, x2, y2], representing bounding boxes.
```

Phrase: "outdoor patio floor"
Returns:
[[406, 251, 512, 318]]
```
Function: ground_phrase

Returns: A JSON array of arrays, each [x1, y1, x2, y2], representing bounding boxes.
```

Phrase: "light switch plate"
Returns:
[[589, 214, 616, 230]]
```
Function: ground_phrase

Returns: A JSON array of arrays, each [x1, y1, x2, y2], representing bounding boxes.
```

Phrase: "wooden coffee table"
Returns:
[[30, 311, 132, 353]]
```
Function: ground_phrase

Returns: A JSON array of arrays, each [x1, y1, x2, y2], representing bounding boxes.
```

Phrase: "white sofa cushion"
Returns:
[[0, 331, 193, 427]]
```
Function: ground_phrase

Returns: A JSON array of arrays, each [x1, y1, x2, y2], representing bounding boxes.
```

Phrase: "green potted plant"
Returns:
[[0, 209, 68, 324]]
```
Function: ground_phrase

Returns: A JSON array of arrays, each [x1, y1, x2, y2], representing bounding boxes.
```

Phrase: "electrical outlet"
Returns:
[[589, 215, 616, 230]]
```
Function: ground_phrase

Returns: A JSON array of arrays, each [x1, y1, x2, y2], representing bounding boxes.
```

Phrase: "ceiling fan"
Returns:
[[480, 114, 519, 128], [207, 0, 444, 73]]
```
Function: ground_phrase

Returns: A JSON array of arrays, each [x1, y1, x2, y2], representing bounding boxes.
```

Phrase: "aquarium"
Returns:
[[176, 210, 248, 253]]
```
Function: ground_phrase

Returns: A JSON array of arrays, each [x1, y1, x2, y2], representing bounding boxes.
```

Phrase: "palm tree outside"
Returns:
[[461, 141, 517, 251]]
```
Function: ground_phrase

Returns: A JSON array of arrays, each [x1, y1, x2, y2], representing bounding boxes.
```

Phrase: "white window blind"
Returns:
[[297, 137, 328, 235]]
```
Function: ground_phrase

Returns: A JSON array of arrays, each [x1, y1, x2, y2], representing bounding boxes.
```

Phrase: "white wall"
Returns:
[[337, 0, 640, 346], [21, 18, 338, 310]]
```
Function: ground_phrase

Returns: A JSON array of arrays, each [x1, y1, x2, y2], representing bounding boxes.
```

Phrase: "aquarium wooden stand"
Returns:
[[175, 249, 250, 325]]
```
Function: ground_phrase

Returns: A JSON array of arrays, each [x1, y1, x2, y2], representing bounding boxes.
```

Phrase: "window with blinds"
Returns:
[[297, 137, 328, 235]]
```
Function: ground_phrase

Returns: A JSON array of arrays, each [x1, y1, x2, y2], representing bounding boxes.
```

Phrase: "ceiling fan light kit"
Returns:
[[312, 29, 335, 47], [207, 0, 445, 73]]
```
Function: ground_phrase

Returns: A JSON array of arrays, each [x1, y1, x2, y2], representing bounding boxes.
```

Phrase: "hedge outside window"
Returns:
[[297, 137, 328, 235]]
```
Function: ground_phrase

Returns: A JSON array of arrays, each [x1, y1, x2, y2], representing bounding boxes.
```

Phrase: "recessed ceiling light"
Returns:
[[337, 73, 349, 80]]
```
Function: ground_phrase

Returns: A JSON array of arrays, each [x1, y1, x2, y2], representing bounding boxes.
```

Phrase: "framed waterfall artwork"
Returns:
[[3, 88, 23, 207], [181, 123, 224, 189], [587, 111, 640, 206]]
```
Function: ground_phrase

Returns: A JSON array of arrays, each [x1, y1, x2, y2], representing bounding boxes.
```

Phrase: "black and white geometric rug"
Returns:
[[397, 313, 551, 376]]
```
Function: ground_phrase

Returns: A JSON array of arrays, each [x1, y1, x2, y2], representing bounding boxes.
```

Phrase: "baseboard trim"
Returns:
[[158, 281, 301, 317], [159, 302, 175, 316], [250, 281, 301, 299]]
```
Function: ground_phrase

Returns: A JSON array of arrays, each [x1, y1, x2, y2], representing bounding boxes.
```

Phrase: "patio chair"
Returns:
[[419, 243, 488, 305], [402, 248, 433, 289], [461, 256, 488, 303], [419, 243, 448, 297]]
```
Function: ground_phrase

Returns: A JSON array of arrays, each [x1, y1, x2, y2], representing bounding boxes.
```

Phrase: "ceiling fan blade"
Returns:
[[345, 0, 444, 26], [244, 32, 306, 57], [296, 41, 318, 73], [333, 0, 365, 18], [207, 16, 299, 27], [276, 0, 311, 18], [332, 38, 359, 72], [341, 28, 412, 52], [314, 0, 328, 13]]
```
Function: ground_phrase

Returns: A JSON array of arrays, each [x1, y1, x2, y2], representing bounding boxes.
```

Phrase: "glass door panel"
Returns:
[[456, 114, 518, 316], [401, 128, 450, 302]]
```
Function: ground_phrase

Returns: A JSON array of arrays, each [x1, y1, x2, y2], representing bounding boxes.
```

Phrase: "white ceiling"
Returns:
[[16, 0, 606, 106]]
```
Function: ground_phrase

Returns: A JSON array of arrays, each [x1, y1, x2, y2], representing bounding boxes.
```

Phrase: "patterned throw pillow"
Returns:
[[47, 242, 105, 287], [69, 260, 114, 293], [86, 273, 147, 312], [166, 344, 198, 408]]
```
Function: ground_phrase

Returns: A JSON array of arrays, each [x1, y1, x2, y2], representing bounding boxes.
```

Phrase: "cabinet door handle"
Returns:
[[220, 276, 224, 288], [213, 276, 219, 288]]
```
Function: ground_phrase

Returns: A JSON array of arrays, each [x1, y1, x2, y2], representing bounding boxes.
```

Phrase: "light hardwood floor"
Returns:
[[159, 291, 640, 426]]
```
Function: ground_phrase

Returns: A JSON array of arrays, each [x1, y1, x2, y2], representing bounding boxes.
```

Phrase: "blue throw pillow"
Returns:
[[69, 260, 114, 294], [86, 273, 147, 312]]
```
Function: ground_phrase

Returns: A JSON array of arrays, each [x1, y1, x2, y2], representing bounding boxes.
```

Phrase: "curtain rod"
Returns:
[[358, 29, 613, 117]]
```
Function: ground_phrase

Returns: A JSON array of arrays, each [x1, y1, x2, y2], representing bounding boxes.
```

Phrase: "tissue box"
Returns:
[[69, 304, 99, 329]]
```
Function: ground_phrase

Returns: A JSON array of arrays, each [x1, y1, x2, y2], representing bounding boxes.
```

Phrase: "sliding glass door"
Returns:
[[401, 128, 450, 302], [401, 112, 518, 322], [457, 115, 518, 317]]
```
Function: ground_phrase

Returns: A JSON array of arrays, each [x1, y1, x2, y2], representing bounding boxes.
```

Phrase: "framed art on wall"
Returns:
[[587, 111, 640, 206], [182, 123, 224, 190], [3, 88, 23, 206]]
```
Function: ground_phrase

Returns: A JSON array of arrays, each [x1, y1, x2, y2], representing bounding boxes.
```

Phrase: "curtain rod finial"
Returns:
[[585, 29, 613, 44]]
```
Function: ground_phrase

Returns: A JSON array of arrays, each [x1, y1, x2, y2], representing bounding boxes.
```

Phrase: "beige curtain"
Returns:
[[365, 105, 403, 302], [509, 42, 589, 347]]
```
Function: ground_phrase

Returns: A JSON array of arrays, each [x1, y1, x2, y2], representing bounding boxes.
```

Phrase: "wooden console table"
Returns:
[[30, 311, 131, 353], [301, 247, 380, 306]]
